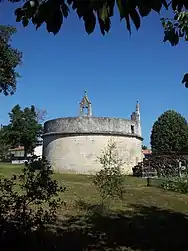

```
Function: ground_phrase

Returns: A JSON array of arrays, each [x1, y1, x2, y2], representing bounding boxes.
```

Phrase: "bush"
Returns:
[[0, 157, 65, 234], [93, 140, 125, 210], [132, 165, 142, 177], [161, 176, 188, 194], [133, 154, 188, 178], [25, 156, 43, 170]]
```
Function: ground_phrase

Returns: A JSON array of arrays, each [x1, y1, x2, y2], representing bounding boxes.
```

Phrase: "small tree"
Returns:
[[93, 140, 125, 211]]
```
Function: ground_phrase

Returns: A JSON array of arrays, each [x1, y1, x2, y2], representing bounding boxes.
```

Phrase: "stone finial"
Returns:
[[136, 101, 139, 113], [135, 100, 141, 136], [79, 90, 92, 117], [135, 100, 140, 121], [131, 101, 140, 121]]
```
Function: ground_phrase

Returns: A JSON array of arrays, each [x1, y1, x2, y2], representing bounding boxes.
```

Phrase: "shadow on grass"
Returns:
[[1, 202, 188, 251]]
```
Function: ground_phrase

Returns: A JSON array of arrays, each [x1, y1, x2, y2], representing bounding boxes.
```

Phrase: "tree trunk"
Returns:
[[24, 147, 28, 160]]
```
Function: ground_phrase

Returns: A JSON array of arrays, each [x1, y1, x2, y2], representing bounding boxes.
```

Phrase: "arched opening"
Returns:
[[82, 106, 89, 116]]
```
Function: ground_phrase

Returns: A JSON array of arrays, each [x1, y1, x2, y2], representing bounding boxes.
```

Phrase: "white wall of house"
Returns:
[[34, 145, 42, 157], [10, 149, 24, 158], [10, 145, 43, 164]]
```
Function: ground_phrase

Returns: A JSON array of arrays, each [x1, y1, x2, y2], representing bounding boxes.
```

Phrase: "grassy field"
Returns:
[[0, 163, 188, 251]]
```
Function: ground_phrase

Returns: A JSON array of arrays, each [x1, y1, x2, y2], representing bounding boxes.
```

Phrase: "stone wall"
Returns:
[[44, 117, 141, 137], [43, 116, 143, 174], [43, 134, 142, 174]]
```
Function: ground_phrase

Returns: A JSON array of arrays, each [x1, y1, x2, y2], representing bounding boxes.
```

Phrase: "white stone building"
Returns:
[[43, 91, 143, 174]]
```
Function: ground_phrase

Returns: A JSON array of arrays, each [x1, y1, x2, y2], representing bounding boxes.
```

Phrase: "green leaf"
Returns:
[[172, 1, 183, 11], [130, 9, 140, 30], [172, 0, 179, 11], [96, 3, 111, 35], [22, 17, 29, 27], [76, 5, 85, 18], [116, 0, 124, 20], [184, 2, 188, 9], [15, 8, 23, 22], [32, 14, 44, 30], [84, 12, 96, 34], [98, 3, 109, 23], [61, 2, 69, 18], [174, 30, 179, 45], [138, 5, 151, 17], [125, 14, 131, 33], [151, 0, 162, 13], [108, 0, 115, 17], [178, 30, 184, 37], [67, 0, 73, 5], [46, 9, 63, 35], [97, 13, 110, 35], [31, 3, 46, 29], [161, 0, 168, 9], [182, 73, 188, 88], [74, 0, 89, 18]]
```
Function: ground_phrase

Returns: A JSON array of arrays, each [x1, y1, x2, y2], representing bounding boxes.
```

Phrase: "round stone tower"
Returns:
[[43, 91, 143, 174]]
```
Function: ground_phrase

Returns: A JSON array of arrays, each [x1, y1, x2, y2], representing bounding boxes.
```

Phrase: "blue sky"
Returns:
[[0, 3, 187, 147]]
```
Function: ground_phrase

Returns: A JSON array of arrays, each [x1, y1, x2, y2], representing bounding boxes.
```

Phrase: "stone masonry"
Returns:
[[43, 91, 143, 174]]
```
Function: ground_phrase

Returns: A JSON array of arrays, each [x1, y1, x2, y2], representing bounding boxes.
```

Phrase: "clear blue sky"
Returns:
[[0, 3, 187, 147]]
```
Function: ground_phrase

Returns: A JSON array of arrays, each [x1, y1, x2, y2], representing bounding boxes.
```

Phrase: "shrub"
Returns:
[[93, 140, 125, 210], [133, 154, 188, 178], [132, 165, 142, 177], [0, 157, 65, 234], [161, 176, 188, 194]]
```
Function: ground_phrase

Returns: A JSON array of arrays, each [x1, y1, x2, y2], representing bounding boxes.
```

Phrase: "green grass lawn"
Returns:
[[0, 162, 23, 176], [1, 163, 188, 251]]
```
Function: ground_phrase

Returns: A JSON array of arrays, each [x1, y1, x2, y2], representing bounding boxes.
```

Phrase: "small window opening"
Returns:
[[131, 125, 135, 134], [82, 106, 88, 116]]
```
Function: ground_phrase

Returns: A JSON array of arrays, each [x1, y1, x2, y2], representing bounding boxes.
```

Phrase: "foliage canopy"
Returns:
[[2, 0, 188, 87], [4, 104, 43, 158], [5, 0, 186, 36], [150, 110, 188, 154], [0, 125, 10, 160], [0, 25, 22, 95]]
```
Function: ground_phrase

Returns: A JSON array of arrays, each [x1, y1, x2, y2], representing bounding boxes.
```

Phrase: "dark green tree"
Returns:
[[3, 0, 188, 88], [0, 25, 22, 95], [0, 125, 10, 160], [150, 110, 188, 154], [6, 104, 42, 158], [142, 145, 148, 150]]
